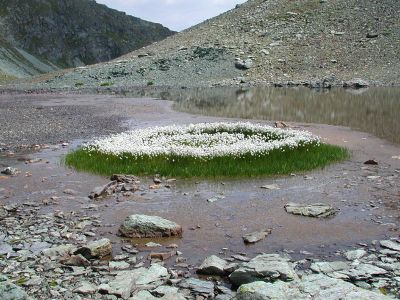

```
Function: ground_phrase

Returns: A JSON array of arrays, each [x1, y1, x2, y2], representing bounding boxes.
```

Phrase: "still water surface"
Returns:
[[167, 87, 400, 144]]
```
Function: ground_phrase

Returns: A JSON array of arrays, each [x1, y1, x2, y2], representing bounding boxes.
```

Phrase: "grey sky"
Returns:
[[95, 0, 247, 31]]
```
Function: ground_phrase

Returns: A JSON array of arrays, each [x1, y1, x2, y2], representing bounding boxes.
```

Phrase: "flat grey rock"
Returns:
[[284, 202, 337, 218], [230, 254, 298, 286], [380, 240, 400, 252], [236, 274, 392, 300], [119, 214, 182, 238], [74, 238, 112, 259], [243, 229, 271, 244], [197, 255, 228, 276]]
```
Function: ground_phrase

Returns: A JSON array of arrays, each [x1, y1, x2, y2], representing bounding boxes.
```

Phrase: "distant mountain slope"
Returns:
[[30, 0, 399, 89], [0, 0, 174, 81]]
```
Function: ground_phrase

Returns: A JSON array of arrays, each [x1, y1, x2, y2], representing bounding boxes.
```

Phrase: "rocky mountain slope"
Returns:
[[29, 0, 399, 89], [0, 0, 174, 81]]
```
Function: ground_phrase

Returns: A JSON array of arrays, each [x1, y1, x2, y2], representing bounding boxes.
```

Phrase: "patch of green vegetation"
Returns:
[[15, 277, 28, 286], [48, 280, 58, 288], [64, 144, 349, 178], [147, 81, 154, 86], [0, 73, 18, 83], [75, 82, 84, 87], [100, 82, 113, 87]]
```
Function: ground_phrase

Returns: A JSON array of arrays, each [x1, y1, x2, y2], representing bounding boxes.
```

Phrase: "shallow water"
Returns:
[[170, 87, 400, 144]]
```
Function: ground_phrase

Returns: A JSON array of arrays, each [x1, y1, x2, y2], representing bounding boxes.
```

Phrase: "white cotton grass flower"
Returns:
[[83, 122, 321, 160]]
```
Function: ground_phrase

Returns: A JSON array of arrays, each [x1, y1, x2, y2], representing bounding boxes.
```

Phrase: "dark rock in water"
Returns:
[[119, 214, 183, 238], [1, 167, 18, 176], [89, 181, 118, 199], [343, 78, 370, 89], [284, 203, 337, 218], [364, 159, 378, 165], [243, 229, 272, 244]]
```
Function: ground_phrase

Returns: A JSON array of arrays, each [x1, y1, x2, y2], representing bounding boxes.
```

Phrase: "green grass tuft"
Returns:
[[64, 144, 349, 179]]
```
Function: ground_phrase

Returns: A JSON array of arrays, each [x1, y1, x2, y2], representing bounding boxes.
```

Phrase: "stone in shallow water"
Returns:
[[119, 214, 182, 238], [197, 255, 228, 276], [230, 254, 298, 286], [242, 229, 271, 244], [284, 202, 337, 218]]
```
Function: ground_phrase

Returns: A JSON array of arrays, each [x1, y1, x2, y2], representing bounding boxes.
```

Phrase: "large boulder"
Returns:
[[229, 254, 298, 286], [119, 215, 182, 238], [284, 203, 337, 218]]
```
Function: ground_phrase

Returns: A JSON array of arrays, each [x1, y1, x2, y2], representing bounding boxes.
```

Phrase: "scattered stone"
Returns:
[[197, 255, 228, 276], [1, 167, 18, 176], [146, 242, 162, 248], [380, 240, 400, 252], [89, 181, 118, 199], [109, 261, 130, 270], [274, 121, 288, 128], [74, 238, 112, 259], [73, 281, 97, 295], [207, 195, 225, 203], [284, 203, 337, 218], [0, 276, 31, 300], [42, 244, 75, 258], [243, 229, 272, 244], [119, 214, 183, 238], [343, 78, 370, 89], [60, 254, 90, 266], [180, 278, 215, 295], [366, 32, 379, 38], [232, 255, 251, 262], [235, 59, 253, 70], [111, 174, 140, 183], [99, 265, 169, 299], [230, 254, 298, 286], [364, 159, 378, 165], [150, 251, 176, 261], [63, 188, 78, 195], [344, 249, 367, 261], [260, 184, 280, 190], [310, 261, 350, 274]]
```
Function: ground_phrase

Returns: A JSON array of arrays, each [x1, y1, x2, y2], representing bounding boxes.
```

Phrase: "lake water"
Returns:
[[165, 87, 400, 144]]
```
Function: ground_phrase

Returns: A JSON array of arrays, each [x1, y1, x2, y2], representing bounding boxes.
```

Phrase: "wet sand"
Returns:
[[1, 93, 399, 268]]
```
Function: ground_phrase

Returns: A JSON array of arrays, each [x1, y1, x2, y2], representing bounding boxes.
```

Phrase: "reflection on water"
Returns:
[[170, 87, 400, 144]]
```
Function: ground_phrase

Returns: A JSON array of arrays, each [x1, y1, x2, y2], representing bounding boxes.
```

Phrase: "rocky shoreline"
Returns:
[[1, 94, 400, 299], [1, 171, 399, 299]]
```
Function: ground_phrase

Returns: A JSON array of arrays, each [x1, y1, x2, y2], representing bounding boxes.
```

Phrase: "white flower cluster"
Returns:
[[84, 122, 320, 159]]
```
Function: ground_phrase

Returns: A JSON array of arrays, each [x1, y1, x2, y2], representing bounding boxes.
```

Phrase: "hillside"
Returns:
[[0, 0, 174, 81], [27, 0, 399, 89]]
